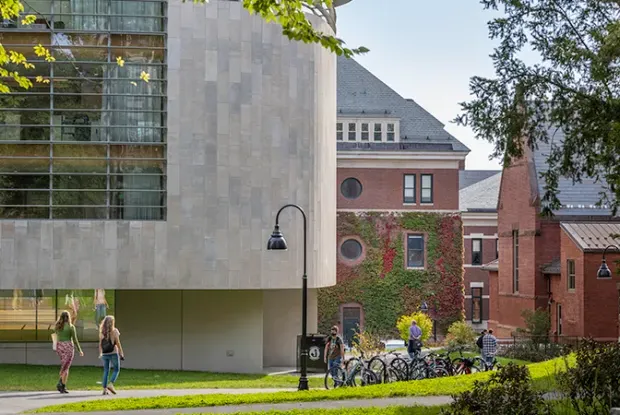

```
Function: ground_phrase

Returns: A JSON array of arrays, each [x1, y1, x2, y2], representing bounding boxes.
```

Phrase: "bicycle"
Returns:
[[325, 354, 378, 389], [473, 355, 502, 371], [449, 346, 481, 375]]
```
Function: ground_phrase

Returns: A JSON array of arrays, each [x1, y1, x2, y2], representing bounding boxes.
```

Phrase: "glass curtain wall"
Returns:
[[0, 289, 116, 342], [0, 0, 167, 220]]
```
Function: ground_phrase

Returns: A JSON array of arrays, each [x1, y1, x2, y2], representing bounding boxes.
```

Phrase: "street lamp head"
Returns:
[[598, 259, 612, 279], [267, 225, 288, 250]]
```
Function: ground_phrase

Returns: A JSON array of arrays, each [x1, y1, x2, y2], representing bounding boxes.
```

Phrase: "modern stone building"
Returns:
[[0, 0, 337, 373]]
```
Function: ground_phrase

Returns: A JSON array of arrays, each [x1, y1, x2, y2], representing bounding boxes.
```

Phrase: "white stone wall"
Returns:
[[0, 0, 337, 291]]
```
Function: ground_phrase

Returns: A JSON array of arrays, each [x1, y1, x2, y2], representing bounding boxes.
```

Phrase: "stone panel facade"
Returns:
[[0, 1, 337, 291]]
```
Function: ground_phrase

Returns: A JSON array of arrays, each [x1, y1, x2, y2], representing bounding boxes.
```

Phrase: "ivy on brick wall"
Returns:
[[318, 212, 465, 338]]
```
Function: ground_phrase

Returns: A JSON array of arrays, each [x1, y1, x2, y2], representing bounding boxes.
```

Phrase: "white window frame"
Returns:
[[336, 118, 400, 142]]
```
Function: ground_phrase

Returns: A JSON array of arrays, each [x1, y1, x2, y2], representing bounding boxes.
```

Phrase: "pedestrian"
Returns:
[[53, 310, 84, 393], [482, 329, 498, 367], [476, 329, 487, 353], [99, 315, 125, 395], [323, 325, 345, 377], [408, 320, 423, 359]]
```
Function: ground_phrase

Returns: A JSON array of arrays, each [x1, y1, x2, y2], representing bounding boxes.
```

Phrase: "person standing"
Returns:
[[94, 289, 108, 327], [54, 310, 84, 393], [323, 325, 345, 375], [476, 329, 487, 353], [408, 320, 423, 359], [99, 315, 125, 395], [482, 329, 498, 367]]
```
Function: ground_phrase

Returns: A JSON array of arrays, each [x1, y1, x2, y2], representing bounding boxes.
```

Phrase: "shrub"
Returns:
[[445, 321, 477, 348], [441, 363, 552, 415], [352, 327, 385, 358], [396, 312, 433, 343], [516, 308, 551, 342], [498, 342, 566, 363], [557, 339, 620, 414]]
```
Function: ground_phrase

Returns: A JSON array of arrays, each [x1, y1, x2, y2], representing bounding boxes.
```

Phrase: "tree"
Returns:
[[0, 0, 367, 93], [456, 0, 620, 215]]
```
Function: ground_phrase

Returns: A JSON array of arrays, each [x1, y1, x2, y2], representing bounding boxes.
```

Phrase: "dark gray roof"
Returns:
[[459, 172, 501, 212], [337, 56, 469, 153], [460, 170, 501, 190], [533, 128, 614, 216], [541, 258, 561, 275]]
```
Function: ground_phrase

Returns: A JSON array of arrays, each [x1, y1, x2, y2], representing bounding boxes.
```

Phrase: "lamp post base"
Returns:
[[297, 376, 309, 391]]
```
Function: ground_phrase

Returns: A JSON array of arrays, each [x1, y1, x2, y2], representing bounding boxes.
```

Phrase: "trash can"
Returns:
[[296, 334, 328, 373]]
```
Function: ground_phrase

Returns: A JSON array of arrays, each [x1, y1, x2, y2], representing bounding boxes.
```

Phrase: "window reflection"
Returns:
[[0, 1, 166, 220]]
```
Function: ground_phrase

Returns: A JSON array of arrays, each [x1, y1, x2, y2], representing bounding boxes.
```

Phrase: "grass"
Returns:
[[0, 364, 324, 391], [31, 356, 574, 413], [184, 406, 445, 415]]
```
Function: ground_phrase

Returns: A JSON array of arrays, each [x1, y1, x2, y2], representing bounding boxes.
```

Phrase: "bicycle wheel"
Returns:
[[352, 368, 379, 387], [472, 357, 487, 372], [408, 359, 427, 380], [368, 356, 388, 384], [389, 357, 409, 381], [345, 357, 360, 373], [452, 358, 477, 375], [324, 366, 346, 390]]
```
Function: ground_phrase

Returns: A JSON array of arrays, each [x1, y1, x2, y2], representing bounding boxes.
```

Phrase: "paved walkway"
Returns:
[[0, 389, 452, 414]]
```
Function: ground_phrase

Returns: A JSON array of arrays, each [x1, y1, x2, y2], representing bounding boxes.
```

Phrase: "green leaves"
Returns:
[[457, 0, 620, 215]]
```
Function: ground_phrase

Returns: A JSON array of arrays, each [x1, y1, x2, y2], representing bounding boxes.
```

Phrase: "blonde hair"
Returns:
[[55, 310, 71, 332], [99, 315, 116, 339]]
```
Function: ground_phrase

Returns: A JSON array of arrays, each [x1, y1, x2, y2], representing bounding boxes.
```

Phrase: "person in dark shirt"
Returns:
[[324, 325, 345, 373]]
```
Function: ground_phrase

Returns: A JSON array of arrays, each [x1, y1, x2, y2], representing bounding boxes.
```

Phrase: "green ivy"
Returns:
[[319, 212, 464, 338]]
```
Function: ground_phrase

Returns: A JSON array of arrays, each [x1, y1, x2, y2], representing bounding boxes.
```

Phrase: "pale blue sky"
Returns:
[[337, 0, 502, 170]]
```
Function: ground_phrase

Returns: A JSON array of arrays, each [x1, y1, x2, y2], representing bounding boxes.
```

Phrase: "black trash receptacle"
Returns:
[[296, 334, 328, 373]]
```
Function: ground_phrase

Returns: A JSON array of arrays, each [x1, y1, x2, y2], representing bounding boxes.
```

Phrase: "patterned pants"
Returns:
[[56, 341, 75, 377]]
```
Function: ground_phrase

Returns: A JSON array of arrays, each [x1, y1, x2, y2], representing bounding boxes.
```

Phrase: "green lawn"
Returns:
[[31, 356, 574, 413], [0, 364, 324, 391], [184, 406, 444, 415]]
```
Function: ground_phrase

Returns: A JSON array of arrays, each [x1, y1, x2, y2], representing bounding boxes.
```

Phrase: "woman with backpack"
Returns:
[[53, 310, 84, 393], [99, 315, 125, 395]]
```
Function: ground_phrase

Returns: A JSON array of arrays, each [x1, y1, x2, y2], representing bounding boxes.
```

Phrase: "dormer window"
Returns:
[[336, 118, 400, 142], [337, 123, 343, 141]]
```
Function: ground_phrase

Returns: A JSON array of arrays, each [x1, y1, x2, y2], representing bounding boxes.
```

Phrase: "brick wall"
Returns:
[[495, 158, 540, 333], [583, 250, 620, 340], [337, 168, 459, 210], [549, 230, 584, 337]]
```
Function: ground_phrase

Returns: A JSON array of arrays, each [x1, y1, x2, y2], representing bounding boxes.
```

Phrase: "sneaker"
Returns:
[[102, 389, 108, 395], [106, 383, 117, 395], [61, 385, 69, 394], [56, 383, 63, 393]]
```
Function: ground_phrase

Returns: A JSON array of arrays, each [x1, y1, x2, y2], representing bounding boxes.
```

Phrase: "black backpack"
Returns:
[[101, 336, 115, 354], [476, 335, 484, 349]]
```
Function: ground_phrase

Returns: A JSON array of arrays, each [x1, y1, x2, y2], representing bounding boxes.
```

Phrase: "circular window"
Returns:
[[340, 239, 363, 261], [341, 178, 363, 200]]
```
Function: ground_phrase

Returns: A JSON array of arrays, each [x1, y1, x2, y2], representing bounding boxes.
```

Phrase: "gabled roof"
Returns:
[[337, 56, 469, 153], [460, 172, 502, 212], [460, 170, 501, 190], [541, 258, 561, 275], [533, 128, 614, 216], [560, 222, 620, 252]]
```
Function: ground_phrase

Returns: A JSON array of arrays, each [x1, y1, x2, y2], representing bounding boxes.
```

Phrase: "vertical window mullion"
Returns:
[[48, 14, 54, 219], [105, 0, 112, 219]]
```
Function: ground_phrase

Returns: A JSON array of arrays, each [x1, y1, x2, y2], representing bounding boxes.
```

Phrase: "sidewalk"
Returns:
[[4, 389, 453, 415], [0, 388, 293, 415]]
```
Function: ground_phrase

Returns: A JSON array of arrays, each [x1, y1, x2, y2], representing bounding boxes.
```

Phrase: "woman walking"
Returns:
[[54, 310, 84, 393], [99, 315, 124, 395]]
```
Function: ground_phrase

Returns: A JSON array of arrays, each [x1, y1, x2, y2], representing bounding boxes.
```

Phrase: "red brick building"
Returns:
[[318, 57, 495, 342], [460, 171, 501, 329], [485, 133, 620, 340]]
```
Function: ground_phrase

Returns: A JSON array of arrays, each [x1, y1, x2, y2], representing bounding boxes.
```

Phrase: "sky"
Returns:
[[336, 0, 503, 170]]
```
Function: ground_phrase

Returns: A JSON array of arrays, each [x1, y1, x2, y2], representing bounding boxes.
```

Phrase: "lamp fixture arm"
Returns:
[[274, 204, 307, 275], [602, 244, 620, 259]]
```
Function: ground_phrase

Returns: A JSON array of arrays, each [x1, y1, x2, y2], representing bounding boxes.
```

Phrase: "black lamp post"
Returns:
[[266, 204, 309, 391], [597, 245, 620, 279]]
